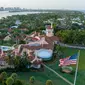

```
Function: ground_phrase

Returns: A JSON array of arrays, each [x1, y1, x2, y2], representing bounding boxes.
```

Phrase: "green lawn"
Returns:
[[14, 48, 85, 85], [1, 47, 85, 85], [15, 69, 69, 85], [46, 47, 85, 85]]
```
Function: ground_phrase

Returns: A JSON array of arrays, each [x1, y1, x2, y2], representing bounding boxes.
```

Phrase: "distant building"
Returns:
[[10, 26, 18, 29], [72, 21, 82, 26], [15, 20, 21, 25], [4, 35, 11, 41], [0, 7, 4, 11], [57, 18, 66, 26], [72, 17, 80, 21]]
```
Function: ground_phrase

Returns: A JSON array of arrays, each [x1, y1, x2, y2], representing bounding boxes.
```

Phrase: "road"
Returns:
[[55, 41, 85, 49], [42, 63, 73, 85]]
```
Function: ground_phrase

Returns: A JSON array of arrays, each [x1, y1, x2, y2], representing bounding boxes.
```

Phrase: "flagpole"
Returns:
[[74, 50, 80, 85]]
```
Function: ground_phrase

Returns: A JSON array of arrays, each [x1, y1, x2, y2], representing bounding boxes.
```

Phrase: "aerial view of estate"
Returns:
[[0, 0, 85, 85]]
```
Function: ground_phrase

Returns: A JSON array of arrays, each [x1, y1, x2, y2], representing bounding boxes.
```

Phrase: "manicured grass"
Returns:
[[1, 47, 85, 85], [46, 47, 85, 85], [15, 47, 85, 85], [15, 69, 69, 85], [2, 68, 69, 85]]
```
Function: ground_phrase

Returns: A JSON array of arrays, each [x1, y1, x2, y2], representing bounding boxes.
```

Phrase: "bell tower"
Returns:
[[46, 23, 53, 37]]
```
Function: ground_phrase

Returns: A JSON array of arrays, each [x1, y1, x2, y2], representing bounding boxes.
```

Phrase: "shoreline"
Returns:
[[0, 11, 50, 19]]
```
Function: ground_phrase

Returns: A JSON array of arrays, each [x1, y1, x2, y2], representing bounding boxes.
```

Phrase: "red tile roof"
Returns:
[[19, 36, 59, 53], [18, 35, 59, 65]]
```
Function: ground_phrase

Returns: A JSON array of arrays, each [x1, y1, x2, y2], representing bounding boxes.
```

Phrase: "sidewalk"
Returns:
[[55, 41, 85, 49]]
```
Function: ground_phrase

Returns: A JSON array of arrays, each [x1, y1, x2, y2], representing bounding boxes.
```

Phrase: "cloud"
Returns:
[[0, 0, 85, 10]]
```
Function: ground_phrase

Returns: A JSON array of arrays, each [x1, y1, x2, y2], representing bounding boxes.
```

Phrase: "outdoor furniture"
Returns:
[[61, 66, 73, 73]]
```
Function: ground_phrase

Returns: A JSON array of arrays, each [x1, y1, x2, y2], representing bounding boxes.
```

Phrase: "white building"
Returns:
[[45, 23, 54, 37]]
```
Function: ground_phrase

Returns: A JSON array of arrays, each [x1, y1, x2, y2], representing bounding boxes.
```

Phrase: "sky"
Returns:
[[0, 0, 85, 10]]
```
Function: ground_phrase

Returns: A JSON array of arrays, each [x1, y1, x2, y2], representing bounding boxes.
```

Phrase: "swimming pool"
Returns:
[[0, 46, 15, 51], [35, 49, 53, 60]]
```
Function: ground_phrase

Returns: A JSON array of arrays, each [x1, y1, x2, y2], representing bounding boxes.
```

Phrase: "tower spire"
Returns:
[[51, 22, 53, 28]]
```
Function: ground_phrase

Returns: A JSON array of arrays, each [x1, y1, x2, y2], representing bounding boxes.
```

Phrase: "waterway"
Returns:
[[0, 11, 48, 19]]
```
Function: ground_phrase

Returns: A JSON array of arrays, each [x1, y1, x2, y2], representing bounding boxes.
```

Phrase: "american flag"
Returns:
[[59, 53, 78, 66]]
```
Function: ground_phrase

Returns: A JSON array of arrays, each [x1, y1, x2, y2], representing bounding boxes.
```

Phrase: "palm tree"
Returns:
[[0, 71, 7, 80], [14, 79, 23, 85], [29, 76, 35, 84], [11, 73, 18, 82], [6, 77, 14, 85]]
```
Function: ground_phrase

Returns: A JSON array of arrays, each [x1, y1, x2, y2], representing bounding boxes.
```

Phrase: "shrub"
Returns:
[[6, 77, 14, 85], [0, 74, 3, 83], [14, 79, 23, 85], [29, 76, 35, 83], [11, 73, 18, 81], [46, 80, 53, 85], [0, 71, 7, 81]]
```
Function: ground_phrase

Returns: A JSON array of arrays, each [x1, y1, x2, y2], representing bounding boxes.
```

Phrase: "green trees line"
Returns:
[[56, 30, 85, 45], [0, 11, 85, 30], [0, 71, 53, 85]]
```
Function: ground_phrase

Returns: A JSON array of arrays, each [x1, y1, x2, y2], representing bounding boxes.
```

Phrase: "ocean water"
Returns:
[[0, 11, 47, 19]]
